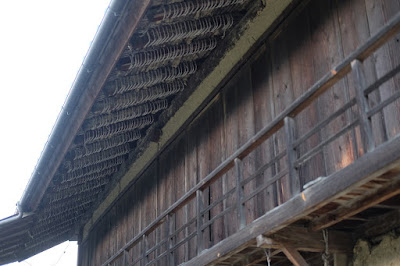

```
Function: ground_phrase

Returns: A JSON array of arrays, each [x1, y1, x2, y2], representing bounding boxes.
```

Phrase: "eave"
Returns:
[[0, 0, 268, 263]]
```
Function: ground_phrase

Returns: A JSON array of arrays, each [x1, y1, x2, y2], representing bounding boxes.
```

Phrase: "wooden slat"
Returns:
[[182, 135, 400, 265], [99, 10, 400, 266], [311, 170, 400, 231], [250, 42, 278, 219]]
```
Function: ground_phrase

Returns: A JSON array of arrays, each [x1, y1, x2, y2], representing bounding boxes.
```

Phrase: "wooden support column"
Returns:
[[351, 60, 375, 153], [142, 234, 147, 266], [196, 190, 204, 254], [284, 117, 301, 196], [235, 158, 246, 229], [123, 250, 128, 266], [166, 214, 175, 266]]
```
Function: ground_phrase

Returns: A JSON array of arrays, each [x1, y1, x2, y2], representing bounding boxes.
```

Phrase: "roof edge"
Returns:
[[82, 0, 296, 241], [19, 0, 152, 213]]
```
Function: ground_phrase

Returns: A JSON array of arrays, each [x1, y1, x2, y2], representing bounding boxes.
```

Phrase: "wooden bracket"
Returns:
[[256, 235, 281, 249], [281, 244, 309, 266], [256, 235, 309, 266]]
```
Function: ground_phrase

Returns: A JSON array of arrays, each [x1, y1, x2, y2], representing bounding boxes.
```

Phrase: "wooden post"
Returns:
[[123, 250, 128, 266], [351, 59, 375, 153], [284, 117, 301, 196], [234, 158, 246, 229], [142, 234, 147, 266], [166, 213, 175, 266], [166, 214, 171, 266], [196, 190, 204, 255]]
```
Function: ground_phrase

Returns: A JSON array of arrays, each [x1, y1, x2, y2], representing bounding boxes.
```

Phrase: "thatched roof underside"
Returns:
[[0, 0, 258, 263]]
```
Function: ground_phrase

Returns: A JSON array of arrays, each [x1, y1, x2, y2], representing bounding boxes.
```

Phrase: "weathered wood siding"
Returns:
[[78, 0, 400, 264]]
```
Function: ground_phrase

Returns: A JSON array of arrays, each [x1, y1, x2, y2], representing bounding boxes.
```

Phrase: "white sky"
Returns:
[[0, 0, 111, 265]]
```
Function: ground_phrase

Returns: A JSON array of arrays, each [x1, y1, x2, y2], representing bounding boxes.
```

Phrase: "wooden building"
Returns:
[[1, 0, 400, 265]]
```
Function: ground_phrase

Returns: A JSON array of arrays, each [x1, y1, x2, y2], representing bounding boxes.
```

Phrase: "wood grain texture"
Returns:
[[78, 0, 400, 265]]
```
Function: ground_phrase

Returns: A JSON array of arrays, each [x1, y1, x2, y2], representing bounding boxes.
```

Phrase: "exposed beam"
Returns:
[[257, 226, 354, 253], [281, 244, 309, 266], [311, 171, 400, 231]]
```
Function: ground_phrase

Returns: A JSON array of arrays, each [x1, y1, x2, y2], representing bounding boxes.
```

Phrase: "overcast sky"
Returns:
[[0, 0, 110, 265]]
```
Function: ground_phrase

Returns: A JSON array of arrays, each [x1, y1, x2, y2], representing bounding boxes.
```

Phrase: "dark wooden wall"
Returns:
[[78, 0, 400, 265]]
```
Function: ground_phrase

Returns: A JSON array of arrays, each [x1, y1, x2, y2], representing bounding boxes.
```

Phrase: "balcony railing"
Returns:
[[102, 11, 400, 266]]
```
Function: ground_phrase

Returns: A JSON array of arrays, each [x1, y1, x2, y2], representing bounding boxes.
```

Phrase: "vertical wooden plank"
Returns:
[[126, 183, 135, 265], [207, 97, 225, 246], [222, 81, 240, 237], [196, 105, 211, 249], [157, 146, 174, 263], [236, 67, 257, 224], [365, 0, 400, 142], [116, 200, 122, 258], [270, 23, 294, 203], [336, 0, 386, 151], [382, 0, 400, 140], [184, 124, 198, 260], [251, 45, 278, 216], [172, 136, 187, 264], [143, 163, 157, 264], [136, 177, 143, 265], [308, 0, 354, 176], [286, 4, 325, 186]]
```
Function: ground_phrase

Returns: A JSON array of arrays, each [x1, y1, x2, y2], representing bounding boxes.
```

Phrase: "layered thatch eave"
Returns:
[[0, 0, 263, 263]]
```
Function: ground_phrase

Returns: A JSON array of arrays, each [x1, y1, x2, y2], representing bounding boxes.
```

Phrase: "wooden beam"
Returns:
[[281, 244, 309, 266], [311, 171, 400, 231], [260, 227, 354, 253], [182, 136, 400, 266]]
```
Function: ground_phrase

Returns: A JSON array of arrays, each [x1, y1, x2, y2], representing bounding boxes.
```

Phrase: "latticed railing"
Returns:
[[102, 12, 400, 266]]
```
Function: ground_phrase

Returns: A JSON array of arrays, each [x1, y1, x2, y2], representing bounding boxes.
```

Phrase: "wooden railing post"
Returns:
[[142, 234, 147, 266], [123, 250, 128, 266], [234, 158, 246, 229], [351, 59, 375, 153], [166, 213, 175, 266], [284, 117, 301, 196], [196, 190, 204, 254]]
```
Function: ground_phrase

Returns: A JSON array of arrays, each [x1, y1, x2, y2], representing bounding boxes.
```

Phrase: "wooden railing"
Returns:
[[102, 11, 400, 266]]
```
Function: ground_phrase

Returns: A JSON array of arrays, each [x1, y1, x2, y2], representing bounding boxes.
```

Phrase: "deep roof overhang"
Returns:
[[0, 0, 296, 263], [0, 0, 152, 263]]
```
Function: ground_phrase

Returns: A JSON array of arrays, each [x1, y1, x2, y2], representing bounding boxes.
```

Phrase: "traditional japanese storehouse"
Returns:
[[1, 0, 400, 265]]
